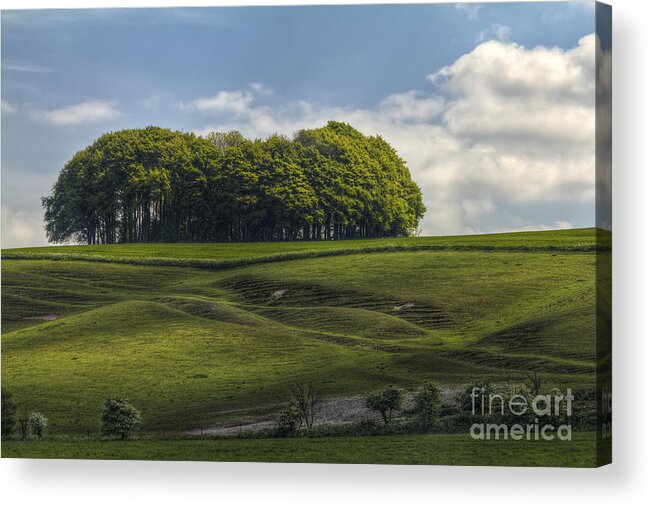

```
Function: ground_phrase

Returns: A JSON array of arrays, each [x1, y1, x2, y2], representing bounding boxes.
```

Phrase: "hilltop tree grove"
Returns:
[[42, 122, 425, 244]]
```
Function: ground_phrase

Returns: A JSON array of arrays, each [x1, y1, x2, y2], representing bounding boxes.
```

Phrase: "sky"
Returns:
[[1, 2, 600, 247]]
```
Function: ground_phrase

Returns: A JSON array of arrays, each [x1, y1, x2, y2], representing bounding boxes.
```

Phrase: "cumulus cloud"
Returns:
[[191, 34, 596, 235], [41, 100, 121, 126], [379, 91, 445, 122]]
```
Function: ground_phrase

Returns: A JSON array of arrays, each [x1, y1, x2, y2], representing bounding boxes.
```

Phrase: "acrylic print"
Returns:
[[1, 2, 612, 466]]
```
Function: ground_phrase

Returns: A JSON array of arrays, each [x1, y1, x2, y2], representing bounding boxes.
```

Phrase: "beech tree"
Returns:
[[43, 122, 425, 244]]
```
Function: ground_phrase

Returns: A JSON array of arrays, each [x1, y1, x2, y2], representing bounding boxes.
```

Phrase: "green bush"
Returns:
[[276, 404, 303, 437], [100, 398, 142, 440], [28, 412, 48, 439]]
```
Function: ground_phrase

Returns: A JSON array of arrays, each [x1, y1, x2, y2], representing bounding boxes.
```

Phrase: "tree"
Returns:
[[28, 412, 47, 439], [100, 397, 142, 440], [365, 386, 403, 427], [413, 383, 442, 432], [290, 382, 322, 429], [42, 123, 425, 244], [1, 388, 17, 438]]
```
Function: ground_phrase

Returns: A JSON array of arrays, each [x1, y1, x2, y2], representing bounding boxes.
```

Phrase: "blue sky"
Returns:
[[1, 2, 599, 247]]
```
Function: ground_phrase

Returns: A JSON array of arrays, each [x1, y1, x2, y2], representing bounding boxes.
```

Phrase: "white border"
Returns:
[[2, 1, 649, 506]]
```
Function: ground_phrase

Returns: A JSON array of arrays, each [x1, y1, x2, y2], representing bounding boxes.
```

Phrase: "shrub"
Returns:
[[365, 386, 403, 427], [1, 388, 17, 439], [28, 412, 48, 439], [414, 383, 442, 432], [100, 397, 142, 440], [276, 404, 303, 437]]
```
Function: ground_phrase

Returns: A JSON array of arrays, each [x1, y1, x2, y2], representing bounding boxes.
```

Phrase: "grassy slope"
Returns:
[[1, 433, 600, 467], [2, 229, 598, 435]]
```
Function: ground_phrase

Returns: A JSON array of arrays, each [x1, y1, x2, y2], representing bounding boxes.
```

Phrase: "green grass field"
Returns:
[[1, 432, 600, 467], [1, 228, 604, 463], [3, 227, 598, 259]]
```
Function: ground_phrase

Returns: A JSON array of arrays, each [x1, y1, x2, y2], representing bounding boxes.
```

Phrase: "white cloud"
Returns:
[[41, 100, 121, 126], [379, 91, 445, 122], [249, 82, 273, 96], [1, 100, 17, 113], [475, 23, 512, 44], [183, 90, 254, 115], [455, 3, 482, 20], [1, 205, 47, 248], [431, 34, 595, 151], [182, 84, 276, 115]]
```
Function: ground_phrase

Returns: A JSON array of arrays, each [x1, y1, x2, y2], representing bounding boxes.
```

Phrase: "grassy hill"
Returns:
[[2, 228, 600, 437]]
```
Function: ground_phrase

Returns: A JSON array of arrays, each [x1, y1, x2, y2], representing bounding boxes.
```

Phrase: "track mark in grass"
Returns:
[[438, 348, 594, 375], [220, 275, 450, 330], [302, 330, 404, 352], [157, 296, 268, 327]]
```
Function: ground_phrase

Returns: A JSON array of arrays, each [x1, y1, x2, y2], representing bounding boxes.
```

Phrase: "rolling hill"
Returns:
[[2, 228, 601, 436]]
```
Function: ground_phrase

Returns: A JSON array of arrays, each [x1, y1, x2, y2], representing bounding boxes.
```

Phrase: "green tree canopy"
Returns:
[[43, 122, 425, 243]]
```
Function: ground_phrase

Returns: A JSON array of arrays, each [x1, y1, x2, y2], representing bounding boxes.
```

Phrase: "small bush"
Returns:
[[100, 397, 142, 440], [276, 404, 303, 437], [28, 412, 48, 439]]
